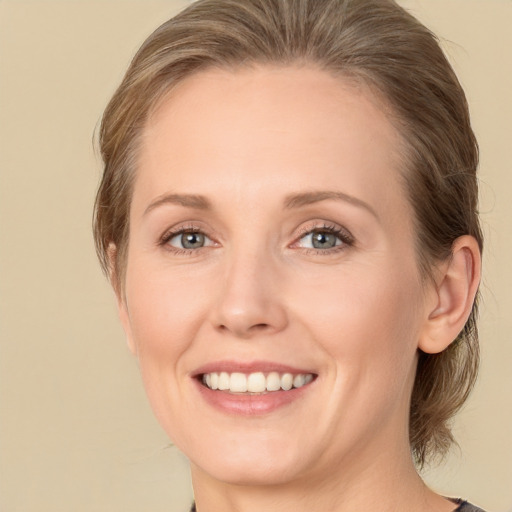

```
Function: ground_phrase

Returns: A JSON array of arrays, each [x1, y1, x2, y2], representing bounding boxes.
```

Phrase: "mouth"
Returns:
[[192, 362, 317, 415], [200, 371, 315, 394]]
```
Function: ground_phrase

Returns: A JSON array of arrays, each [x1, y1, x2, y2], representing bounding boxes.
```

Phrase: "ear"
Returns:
[[418, 235, 481, 354], [108, 243, 137, 356]]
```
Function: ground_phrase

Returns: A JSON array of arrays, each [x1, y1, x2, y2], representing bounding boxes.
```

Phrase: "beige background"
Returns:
[[0, 1, 510, 511]]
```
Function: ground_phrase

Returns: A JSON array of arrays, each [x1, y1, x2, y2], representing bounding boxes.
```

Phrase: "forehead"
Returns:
[[136, 64, 409, 221]]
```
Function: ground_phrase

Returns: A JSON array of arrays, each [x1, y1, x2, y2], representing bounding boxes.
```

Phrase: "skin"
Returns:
[[116, 65, 480, 512]]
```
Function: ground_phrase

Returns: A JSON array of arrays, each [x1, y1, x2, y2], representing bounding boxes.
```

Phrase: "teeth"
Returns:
[[247, 372, 266, 393], [218, 372, 230, 391], [201, 371, 315, 393], [293, 374, 305, 388], [230, 372, 247, 392], [266, 372, 281, 391], [281, 373, 293, 391], [210, 372, 218, 390]]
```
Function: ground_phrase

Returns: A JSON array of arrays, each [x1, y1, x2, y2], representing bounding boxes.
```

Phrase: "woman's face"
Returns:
[[120, 65, 433, 486]]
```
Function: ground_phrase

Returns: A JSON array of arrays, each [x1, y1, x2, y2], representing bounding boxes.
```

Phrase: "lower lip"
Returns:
[[194, 379, 313, 416]]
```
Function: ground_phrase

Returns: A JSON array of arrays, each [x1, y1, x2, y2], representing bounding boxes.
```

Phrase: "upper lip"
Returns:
[[192, 360, 317, 377]]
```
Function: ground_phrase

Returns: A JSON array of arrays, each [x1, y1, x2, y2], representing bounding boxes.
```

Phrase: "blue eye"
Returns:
[[296, 225, 353, 251], [165, 230, 213, 250], [307, 231, 340, 249], [176, 232, 205, 249], [300, 231, 340, 249]]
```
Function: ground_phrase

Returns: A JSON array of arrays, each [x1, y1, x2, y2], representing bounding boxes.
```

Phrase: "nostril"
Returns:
[[215, 322, 272, 338], [253, 323, 270, 331]]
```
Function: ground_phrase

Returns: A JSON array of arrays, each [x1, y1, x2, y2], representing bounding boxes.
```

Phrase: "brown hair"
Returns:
[[93, 0, 482, 467]]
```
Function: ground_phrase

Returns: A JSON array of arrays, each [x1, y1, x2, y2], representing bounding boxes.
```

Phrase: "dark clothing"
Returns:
[[453, 499, 487, 512], [190, 499, 486, 511]]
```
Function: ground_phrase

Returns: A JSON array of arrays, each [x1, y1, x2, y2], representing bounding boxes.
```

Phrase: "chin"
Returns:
[[194, 455, 303, 486], [183, 429, 309, 486]]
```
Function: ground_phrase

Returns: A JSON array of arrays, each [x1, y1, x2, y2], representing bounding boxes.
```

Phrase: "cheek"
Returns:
[[122, 264, 211, 436], [292, 262, 423, 383], [124, 261, 212, 359], [304, 268, 423, 440]]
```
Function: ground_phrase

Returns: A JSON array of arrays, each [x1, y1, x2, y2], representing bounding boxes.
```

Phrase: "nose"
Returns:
[[209, 249, 288, 339]]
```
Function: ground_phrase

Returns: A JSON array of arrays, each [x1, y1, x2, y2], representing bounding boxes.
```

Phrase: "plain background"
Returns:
[[0, 1, 511, 511]]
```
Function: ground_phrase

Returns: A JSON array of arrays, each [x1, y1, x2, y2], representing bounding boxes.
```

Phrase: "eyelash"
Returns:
[[158, 222, 354, 256], [294, 223, 354, 255], [159, 224, 211, 256]]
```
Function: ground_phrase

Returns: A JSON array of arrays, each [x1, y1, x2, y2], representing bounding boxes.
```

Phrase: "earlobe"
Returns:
[[418, 235, 481, 354], [108, 243, 138, 356]]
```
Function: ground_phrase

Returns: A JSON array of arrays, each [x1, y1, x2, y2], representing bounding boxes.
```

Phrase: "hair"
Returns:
[[93, 0, 482, 467]]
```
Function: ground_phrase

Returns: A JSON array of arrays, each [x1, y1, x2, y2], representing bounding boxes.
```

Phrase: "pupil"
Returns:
[[312, 232, 336, 249], [182, 232, 204, 249]]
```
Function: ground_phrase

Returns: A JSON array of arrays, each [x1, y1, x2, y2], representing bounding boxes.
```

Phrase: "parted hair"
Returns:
[[93, 0, 482, 467]]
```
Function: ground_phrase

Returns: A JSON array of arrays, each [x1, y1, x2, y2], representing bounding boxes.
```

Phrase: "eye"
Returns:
[[295, 224, 353, 251], [172, 231, 205, 249], [163, 229, 214, 251], [299, 230, 340, 249]]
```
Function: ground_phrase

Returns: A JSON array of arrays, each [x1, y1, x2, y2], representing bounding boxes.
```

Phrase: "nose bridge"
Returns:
[[211, 240, 287, 338]]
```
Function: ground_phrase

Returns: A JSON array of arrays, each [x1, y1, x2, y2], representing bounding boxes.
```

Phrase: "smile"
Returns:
[[201, 371, 314, 393], [193, 362, 318, 415]]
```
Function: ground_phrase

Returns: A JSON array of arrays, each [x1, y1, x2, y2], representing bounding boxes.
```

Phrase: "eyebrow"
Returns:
[[284, 190, 379, 219], [143, 190, 378, 219], [144, 193, 212, 216]]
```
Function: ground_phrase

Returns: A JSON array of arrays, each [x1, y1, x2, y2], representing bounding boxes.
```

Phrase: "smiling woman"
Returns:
[[93, 1, 484, 511]]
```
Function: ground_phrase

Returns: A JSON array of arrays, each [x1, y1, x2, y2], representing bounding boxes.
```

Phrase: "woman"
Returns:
[[93, 0, 485, 510]]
